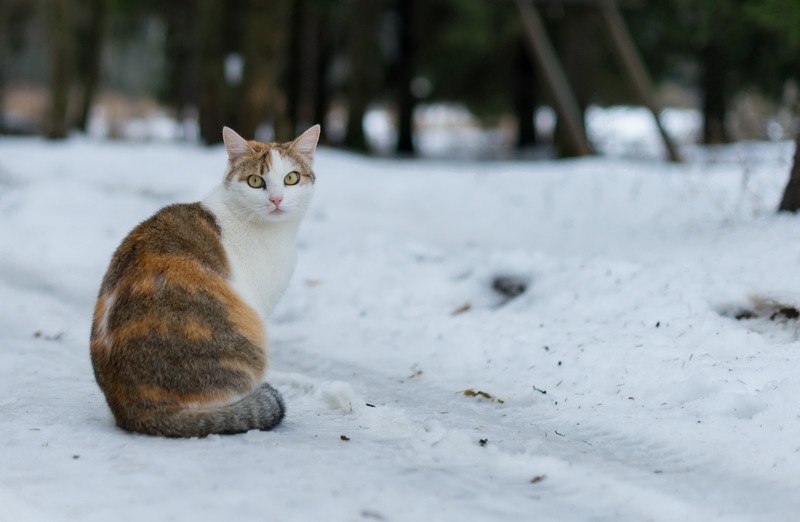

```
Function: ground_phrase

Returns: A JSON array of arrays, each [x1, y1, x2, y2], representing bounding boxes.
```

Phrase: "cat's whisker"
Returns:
[[230, 206, 264, 225]]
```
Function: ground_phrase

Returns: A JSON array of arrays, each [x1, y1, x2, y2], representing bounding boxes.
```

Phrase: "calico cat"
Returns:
[[90, 125, 320, 437]]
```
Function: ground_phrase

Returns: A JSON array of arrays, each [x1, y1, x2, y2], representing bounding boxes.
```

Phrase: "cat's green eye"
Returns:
[[284, 171, 300, 186], [247, 175, 264, 189]]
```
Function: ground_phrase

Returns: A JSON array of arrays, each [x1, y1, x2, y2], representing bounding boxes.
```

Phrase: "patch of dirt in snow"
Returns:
[[716, 296, 800, 343]]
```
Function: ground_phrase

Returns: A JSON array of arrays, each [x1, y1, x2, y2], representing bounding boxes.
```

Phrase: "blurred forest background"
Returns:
[[0, 0, 798, 158]]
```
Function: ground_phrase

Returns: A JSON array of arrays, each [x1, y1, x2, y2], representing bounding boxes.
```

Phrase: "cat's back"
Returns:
[[91, 203, 267, 429], [102, 202, 228, 287]]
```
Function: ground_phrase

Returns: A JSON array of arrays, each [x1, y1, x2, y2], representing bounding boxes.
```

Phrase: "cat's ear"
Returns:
[[222, 126, 254, 165], [289, 124, 321, 164]]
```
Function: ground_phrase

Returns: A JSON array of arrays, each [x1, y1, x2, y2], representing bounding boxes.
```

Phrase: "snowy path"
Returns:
[[2, 328, 797, 522], [271, 339, 800, 522], [1, 137, 799, 521]]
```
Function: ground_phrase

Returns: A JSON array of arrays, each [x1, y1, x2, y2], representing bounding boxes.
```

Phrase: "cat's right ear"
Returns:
[[290, 124, 321, 164], [222, 127, 254, 165]]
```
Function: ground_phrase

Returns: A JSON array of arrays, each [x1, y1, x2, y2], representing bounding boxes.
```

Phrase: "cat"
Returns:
[[90, 124, 320, 437]]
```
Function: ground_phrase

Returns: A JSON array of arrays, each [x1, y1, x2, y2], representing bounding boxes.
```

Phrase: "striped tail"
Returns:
[[125, 382, 285, 438]]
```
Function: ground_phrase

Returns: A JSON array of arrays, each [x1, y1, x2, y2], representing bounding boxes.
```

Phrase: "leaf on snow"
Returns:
[[462, 389, 505, 404]]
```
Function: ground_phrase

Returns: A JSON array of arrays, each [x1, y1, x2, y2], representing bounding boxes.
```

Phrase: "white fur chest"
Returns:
[[223, 226, 297, 318], [203, 191, 299, 319]]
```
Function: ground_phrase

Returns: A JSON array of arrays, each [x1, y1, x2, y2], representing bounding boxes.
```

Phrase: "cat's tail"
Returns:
[[126, 382, 285, 438]]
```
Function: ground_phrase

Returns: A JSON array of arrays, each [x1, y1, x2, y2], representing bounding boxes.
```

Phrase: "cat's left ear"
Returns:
[[222, 126, 254, 165], [290, 124, 321, 164]]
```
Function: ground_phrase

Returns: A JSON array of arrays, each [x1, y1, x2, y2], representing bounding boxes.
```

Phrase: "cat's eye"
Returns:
[[284, 171, 300, 186], [247, 175, 264, 189]]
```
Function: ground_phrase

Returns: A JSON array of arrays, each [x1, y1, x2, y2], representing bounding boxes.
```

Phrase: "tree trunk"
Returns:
[[778, 134, 800, 212], [395, 0, 416, 155], [0, 0, 7, 133], [288, 0, 324, 135], [344, 0, 383, 152], [553, 6, 595, 157], [701, 41, 728, 144], [516, 0, 591, 158], [196, 0, 226, 145], [286, 0, 301, 135], [46, 0, 73, 139], [313, 39, 331, 142], [238, 0, 290, 141], [164, 0, 198, 128], [76, 0, 108, 133], [513, 40, 537, 149]]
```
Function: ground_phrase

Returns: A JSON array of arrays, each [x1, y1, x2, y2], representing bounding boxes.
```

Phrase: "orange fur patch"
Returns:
[[114, 252, 265, 348], [182, 318, 214, 342], [226, 298, 266, 349], [137, 384, 239, 409], [113, 316, 171, 344]]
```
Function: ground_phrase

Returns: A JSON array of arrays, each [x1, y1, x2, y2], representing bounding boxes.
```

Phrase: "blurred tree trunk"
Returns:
[[701, 41, 728, 144], [514, 40, 537, 149], [164, 0, 198, 130], [196, 0, 226, 145], [395, 0, 416, 155], [76, 0, 108, 133], [313, 39, 332, 141], [288, 0, 325, 136], [344, 0, 383, 152], [238, 0, 290, 141], [778, 134, 800, 212], [0, 0, 7, 133], [286, 0, 301, 134], [554, 7, 595, 157], [46, 0, 74, 139]]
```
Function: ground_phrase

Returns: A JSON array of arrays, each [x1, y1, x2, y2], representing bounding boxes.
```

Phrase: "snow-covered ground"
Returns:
[[1, 133, 799, 521]]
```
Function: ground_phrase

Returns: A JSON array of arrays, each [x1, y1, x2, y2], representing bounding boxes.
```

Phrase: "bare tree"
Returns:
[[395, 0, 416, 154], [287, 0, 327, 136], [164, 0, 199, 132], [196, 0, 226, 145], [76, 0, 108, 132], [238, 0, 291, 141], [0, 0, 7, 132], [46, 0, 74, 139], [778, 134, 800, 212], [344, 0, 383, 152], [701, 41, 728, 144], [513, 40, 537, 150]]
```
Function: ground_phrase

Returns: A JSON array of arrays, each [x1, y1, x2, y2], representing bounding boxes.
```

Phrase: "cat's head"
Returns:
[[220, 125, 320, 224]]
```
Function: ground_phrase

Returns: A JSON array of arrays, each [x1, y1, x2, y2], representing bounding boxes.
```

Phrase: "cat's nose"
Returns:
[[269, 195, 283, 207]]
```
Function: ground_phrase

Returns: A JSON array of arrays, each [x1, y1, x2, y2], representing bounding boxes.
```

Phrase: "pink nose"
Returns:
[[269, 195, 283, 207]]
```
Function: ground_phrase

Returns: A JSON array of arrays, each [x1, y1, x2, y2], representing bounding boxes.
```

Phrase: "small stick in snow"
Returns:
[[451, 303, 472, 315]]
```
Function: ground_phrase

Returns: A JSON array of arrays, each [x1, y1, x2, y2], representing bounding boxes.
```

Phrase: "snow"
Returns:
[[365, 103, 704, 160], [1, 131, 799, 521]]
